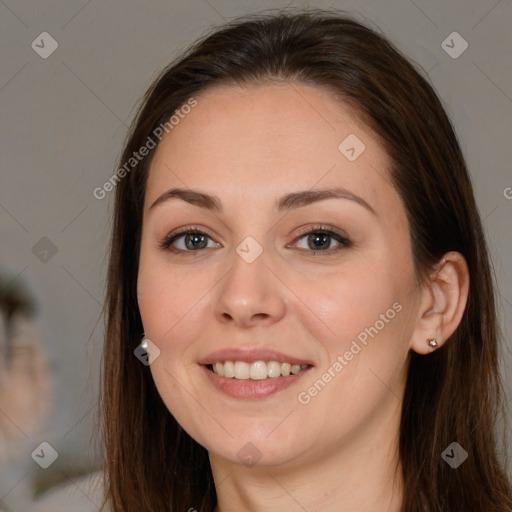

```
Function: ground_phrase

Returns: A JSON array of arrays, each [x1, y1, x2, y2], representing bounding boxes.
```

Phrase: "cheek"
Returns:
[[303, 260, 403, 345], [137, 254, 195, 340], [299, 256, 413, 409], [296, 277, 409, 441], [137, 255, 220, 364]]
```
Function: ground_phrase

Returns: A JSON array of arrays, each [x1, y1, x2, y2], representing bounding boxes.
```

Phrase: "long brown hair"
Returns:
[[100, 8, 512, 511]]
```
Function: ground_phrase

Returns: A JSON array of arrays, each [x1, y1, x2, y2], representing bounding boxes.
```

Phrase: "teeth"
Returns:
[[210, 360, 309, 379], [249, 361, 268, 380], [223, 361, 235, 378], [234, 361, 250, 379], [214, 362, 224, 377], [281, 363, 291, 376], [267, 361, 282, 377]]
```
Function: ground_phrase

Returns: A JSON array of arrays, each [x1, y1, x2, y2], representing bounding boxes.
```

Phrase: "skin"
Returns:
[[137, 82, 469, 511]]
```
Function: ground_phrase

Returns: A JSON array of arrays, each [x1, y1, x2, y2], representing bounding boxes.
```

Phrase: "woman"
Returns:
[[100, 9, 512, 511]]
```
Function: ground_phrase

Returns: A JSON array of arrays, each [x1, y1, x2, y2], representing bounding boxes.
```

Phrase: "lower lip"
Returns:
[[200, 365, 312, 400]]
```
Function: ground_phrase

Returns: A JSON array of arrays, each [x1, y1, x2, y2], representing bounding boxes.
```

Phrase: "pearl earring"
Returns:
[[427, 338, 439, 348]]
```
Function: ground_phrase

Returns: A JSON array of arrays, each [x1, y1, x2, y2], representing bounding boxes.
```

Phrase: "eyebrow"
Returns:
[[149, 186, 376, 215]]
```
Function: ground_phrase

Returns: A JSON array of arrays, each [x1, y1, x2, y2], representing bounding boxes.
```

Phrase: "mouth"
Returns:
[[198, 349, 314, 399]]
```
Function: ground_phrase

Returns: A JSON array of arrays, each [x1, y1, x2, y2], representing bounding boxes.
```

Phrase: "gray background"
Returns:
[[1, 0, 511, 509]]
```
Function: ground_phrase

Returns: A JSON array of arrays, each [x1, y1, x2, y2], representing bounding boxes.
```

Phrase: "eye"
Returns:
[[160, 224, 352, 256], [160, 227, 220, 253], [291, 225, 352, 254]]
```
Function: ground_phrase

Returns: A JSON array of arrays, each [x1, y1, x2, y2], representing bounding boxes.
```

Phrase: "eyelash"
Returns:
[[159, 224, 352, 256]]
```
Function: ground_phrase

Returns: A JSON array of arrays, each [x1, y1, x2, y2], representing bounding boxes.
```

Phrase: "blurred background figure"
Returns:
[[0, 271, 51, 511]]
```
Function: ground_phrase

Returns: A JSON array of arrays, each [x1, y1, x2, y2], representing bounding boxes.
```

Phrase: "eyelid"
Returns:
[[293, 223, 346, 238]]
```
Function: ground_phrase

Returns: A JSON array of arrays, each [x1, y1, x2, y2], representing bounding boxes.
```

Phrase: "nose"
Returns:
[[212, 247, 286, 329]]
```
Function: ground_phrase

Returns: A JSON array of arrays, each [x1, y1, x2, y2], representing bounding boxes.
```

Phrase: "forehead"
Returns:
[[146, 82, 395, 213]]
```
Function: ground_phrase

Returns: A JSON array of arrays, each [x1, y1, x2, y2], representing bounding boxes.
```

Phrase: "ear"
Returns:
[[409, 251, 470, 355]]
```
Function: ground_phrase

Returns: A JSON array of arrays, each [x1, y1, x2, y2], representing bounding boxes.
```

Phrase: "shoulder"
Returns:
[[26, 471, 106, 512]]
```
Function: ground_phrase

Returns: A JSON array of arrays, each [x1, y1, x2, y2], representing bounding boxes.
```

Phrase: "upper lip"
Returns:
[[198, 348, 314, 366]]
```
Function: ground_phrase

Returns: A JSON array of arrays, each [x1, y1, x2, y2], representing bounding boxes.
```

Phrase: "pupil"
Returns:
[[186, 233, 207, 250], [309, 233, 329, 250]]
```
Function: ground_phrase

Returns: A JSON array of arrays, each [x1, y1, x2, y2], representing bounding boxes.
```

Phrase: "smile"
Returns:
[[199, 348, 314, 399]]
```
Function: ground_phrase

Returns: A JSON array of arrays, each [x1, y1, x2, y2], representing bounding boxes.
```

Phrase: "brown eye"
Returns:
[[181, 232, 208, 250], [306, 232, 333, 250]]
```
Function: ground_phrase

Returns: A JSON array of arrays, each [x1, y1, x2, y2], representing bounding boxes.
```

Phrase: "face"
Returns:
[[137, 82, 423, 468]]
